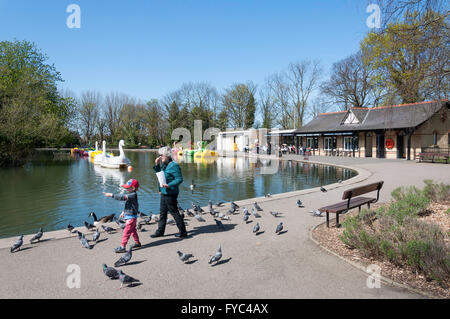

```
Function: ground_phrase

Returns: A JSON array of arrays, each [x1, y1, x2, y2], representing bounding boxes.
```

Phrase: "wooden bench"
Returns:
[[418, 152, 449, 164], [318, 181, 384, 228]]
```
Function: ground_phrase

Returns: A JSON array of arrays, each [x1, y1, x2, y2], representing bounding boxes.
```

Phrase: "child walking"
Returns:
[[104, 178, 142, 253]]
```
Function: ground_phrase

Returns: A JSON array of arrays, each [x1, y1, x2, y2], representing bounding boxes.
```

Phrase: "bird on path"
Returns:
[[80, 236, 93, 249], [142, 216, 152, 225], [254, 202, 263, 211], [113, 217, 126, 230], [231, 202, 239, 210], [243, 208, 249, 216], [101, 225, 116, 233], [194, 214, 206, 222], [251, 208, 261, 218], [76, 231, 85, 240], [297, 199, 304, 208], [275, 222, 284, 234], [320, 186, 327, 193], [118, 270, 140, 289], [270, 211, 282, 217], [209, 245, 222, 265], [208, 200, 213, 210], [253, 222, 260, 234], [30, 228, 43, 243], [215, 201, 225, 207], [177, 251, 194, 263], [190, 180, 196, 194], [311, 210, 323, 217], [209, 207, 217, 217], [185, 209, 195, 217], [338, 180, 342, 184], [89, 212, 115, 226], [102, 264, 119, 280], [138, 211, 148, 218], [10, 235, 23, 253], [265, 193, 271, 198], [214, 219, 225, 229], [219, 213, 230, 220], [114, 247, 133, 267], [243, 214, 249, 223], [166, 218, 176, 225], [92, 228, 100, 242], [67, 224, 75, 233], [84, 221, 96, 231], [192, 202, 204, 213]]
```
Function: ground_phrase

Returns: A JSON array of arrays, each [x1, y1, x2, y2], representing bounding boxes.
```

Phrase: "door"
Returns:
[[365, 133, 373, 157], [397, 134, 405, 158], [376, 133, 385, 158]]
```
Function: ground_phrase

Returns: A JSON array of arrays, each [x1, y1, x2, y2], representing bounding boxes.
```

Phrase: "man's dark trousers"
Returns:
[[156, 194, 187, 235]]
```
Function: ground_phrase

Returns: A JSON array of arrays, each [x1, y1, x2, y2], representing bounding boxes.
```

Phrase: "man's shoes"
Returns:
[[175, 233, 188, 238], [131, 242, 141, 250], [150, 233, 164, 238], [115, 246, 126, 253]]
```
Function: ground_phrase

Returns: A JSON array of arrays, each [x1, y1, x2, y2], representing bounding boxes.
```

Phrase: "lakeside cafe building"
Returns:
[[271, 100, 449, 160]]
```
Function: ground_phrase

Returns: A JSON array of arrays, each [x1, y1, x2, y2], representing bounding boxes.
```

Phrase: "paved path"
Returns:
[[1, 155, 448, 298]]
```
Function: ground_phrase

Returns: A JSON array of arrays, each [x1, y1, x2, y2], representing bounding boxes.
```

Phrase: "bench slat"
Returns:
[[319, 197, 375, 214], [342, 181, 384, 199]]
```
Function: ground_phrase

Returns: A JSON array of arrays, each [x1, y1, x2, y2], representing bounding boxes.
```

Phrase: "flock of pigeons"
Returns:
[[9, 184, 331, 289]]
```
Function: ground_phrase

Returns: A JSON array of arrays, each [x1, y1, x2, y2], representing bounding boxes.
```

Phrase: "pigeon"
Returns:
[[231, 202, 239, 210], [177, 251, 194, 263], [251, 208, 261, 218], [151, 214, 160, 222], [103, 264, 119, 280], [10, 235, 24, 253], [227, 207, 236, 215], [190, 180, 196, 193], [215, 201, 225, 207], [311, 210, 323, 217], [297, 199, 304, 207], [118, 270, 140, 289], [30, 227, 43, 243], [192, 202, 204, 213], [275, 222, 283, 234], [338, 180, 342, 184], [185, 209, 195, 217], [80, 236, 93, 249], [114, 217, 126, 230], [166, 218, 176, 225], [219, 214, 230, 220], [142, 216, 152, 225], [265, 193, 271, 198], [101, 225, 115, 233], [253, 222, 260, 234], [320, 186, 327, 193], [214, 219, 225, 229], [137, 220, 146, 231], [114, 247, 133, 267], [76, 230, 85, 240], [138, 211, 148, 218], [92, 228, 100, 242], [208, 200, 213, 210], [243, 214, 249, 223], [243, 208, 250, 216], [209, 245, 222, 265], [67, 224, 74, 233], [254, 202, 263, 211], [270, 211, 281, 217], [194, 214, 206, 222], [84, 221, 96, 231], [209, 207, 217, 217]]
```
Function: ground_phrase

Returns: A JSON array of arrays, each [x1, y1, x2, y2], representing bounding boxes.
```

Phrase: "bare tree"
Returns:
[[78, 91, 102, 143]]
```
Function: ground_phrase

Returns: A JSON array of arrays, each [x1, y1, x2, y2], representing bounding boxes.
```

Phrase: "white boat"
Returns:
[[100, 140, 130, 169], [93, 141, 107, 165]]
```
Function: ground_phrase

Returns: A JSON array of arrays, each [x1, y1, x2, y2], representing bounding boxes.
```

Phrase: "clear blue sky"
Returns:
[[0, 0, 373, 103]]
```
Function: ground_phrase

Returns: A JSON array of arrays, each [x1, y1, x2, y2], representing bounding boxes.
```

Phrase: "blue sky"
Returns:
[[0, 0, 373, 103]]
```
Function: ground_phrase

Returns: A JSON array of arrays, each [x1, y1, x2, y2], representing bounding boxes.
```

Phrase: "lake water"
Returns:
[[0, 151, 356, 238]]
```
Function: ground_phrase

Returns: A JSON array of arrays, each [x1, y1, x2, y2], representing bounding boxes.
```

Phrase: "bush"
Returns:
[[422, 179, 450, 203]]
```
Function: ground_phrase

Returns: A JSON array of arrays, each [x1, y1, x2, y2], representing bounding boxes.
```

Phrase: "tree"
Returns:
[[222, 82, 257, 129], [361, 10, 449, 103], [78, 91, 101, 144], [321, 51, 383, 110]]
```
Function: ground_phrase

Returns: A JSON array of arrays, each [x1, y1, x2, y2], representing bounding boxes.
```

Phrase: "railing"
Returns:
[[421, 147, 450, 155]]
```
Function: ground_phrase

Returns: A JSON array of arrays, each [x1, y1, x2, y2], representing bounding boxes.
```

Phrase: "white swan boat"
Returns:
[[100, 139, 130, 169]]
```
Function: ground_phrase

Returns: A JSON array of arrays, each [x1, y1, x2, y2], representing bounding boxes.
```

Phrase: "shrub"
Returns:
[[422, 180, 450, 203]]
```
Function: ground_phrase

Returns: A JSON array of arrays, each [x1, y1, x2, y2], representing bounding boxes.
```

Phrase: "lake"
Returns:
[[0, 151, 356, 238]]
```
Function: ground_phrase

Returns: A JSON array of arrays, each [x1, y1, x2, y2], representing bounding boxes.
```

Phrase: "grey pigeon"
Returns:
[[214, 219, 225, 229], [251, 208, 261, 218], [275, 222, 283, 234], [338, 180, 342, 184], [84, 221, 96, 231], [114, 217, 126, 230], [138, 211, 148, 218], [30, 227, 43, 243], [194, 214, 206, 222], [219, 214, 230, 220], [177, 251, 194, 263], [208, 200, 213, 210], [118, 270, 140, 289], [185, 209, 195, 217], [166, 218, 176, 225], [192, 202, 204, 213], [254, 202, 263, 211], [311, 209, 323, 217], [243, 208, 250, 216], [10, 235, 24, 253], [320, 186, 327, 193], [265, 193, 271, 198], [101, 225, 115, 233], [215, 201, 225, 207], [270, 211, 281, 217], [253, 222, 260, 234], [76, 231, 84, 240], [114, 247, 132, 267], [209, 245, 222, 265], [80, 236, 93, 249], [297, 199, 304, 207], [67, 224, 74, 233], [142, 216, 152, 224], [243, 214, 249, 223], [209, 207, 217, 217], [92, 228, 100, 242], [227, 207, 236, 215], [103, 264, 119, 280], [231, 201, 239, 210]]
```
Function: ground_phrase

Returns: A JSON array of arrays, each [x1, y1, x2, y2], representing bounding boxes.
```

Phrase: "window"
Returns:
[[306, 137, 318, 150], [433, 132, 438, 145], [344, 136, 353, 151], [324, 137, 337, 150]]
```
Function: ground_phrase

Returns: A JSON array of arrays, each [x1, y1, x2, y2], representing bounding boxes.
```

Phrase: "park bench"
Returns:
[[418, 152, 449, 164], [318, 181, 384, 228]]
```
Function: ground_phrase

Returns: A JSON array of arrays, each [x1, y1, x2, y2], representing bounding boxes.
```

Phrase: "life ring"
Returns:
[[385, 138, 395, 149]]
